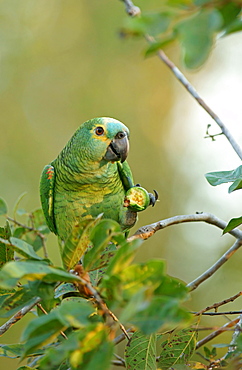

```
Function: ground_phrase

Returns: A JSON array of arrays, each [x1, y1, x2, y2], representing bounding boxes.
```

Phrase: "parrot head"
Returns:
[[63, 117, 130, 169]]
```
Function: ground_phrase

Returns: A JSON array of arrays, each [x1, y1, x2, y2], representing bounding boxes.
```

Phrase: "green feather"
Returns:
[[40, 164, 57, 234]]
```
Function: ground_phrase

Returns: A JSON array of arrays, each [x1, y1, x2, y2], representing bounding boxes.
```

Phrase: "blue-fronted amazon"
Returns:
[[40, 117, 157, 242]]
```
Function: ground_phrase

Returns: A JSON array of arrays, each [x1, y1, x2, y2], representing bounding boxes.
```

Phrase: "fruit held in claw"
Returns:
[[124, 186, 150, 212]]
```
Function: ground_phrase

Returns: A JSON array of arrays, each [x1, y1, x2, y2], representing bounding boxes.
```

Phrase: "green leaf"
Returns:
[[88, 243, 118, 285], [175, 9, 222, 69], [0, 343, 24, 358], [13, 227, 26, 239], [30, 208, 50, 234], [22, 298, 94, 358], [0, 222, 13, 268], [122, 294, 190, 334], [205, 165, 242, 193], [0, 260, 81, 289], [122, 12, 171, 37], [54, 282, 78, 298], [23, 231, 44, 252], [22, 297, 95, 355], [83, 219, 122, 271], [223, 216, 242, 234], [218, 2, 241, 29], [0, 286, 36, 318], [9, 237, 43, 260], [228, 179, 242, 193], [145, 34, 175, 57], [125, 331, 157, 370], [157, 328, 198, 369], [38, 324, 114, 370], [13, 192, 27, 219], [120, 259, 166, 299], [104, 238, 142, 277], [0, 198, 7, 215], [224, 18, 242, 35], [22, 312, 69, 357], [75, 339, 114, 370], [62, 217, 101, 270], [59, 297, 95, 328]]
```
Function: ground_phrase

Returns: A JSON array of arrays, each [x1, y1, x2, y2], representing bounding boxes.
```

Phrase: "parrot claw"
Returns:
[[149, 189, 159, 207]]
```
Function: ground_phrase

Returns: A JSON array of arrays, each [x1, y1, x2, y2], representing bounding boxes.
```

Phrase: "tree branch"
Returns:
[[195, 291, 242, 316], [223, 314, 242, 361], [119, 0, 242, 159], [129, 212, 242, 241], [196, 317, 240, 349], [151, 43, 242, 160], [0, 297, 41, 337], [187, 238, 242, 291], [129, 212, 242, 291], [73, 267, 130, 341]]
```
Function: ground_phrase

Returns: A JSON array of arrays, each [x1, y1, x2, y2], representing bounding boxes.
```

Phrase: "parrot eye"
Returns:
[[95, 126, 104, 136]]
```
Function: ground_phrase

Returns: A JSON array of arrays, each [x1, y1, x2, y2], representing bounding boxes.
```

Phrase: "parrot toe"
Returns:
[[149, 189, 159, 207]]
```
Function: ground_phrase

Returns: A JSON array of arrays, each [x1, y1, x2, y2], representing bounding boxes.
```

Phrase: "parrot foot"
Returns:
[[149, 189, 159, 207]]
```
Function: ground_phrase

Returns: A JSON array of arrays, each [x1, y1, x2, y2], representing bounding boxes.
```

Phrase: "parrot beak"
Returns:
[[104, 131, 129, 163]]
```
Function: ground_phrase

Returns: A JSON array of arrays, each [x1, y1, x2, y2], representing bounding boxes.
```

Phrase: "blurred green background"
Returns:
[[1, 0, 242, 368]]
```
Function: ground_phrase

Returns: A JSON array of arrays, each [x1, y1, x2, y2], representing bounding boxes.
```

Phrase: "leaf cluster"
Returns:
[[0, 197, 192, 369], [121, 0, 242, 69], [206, 165, 242, 233]]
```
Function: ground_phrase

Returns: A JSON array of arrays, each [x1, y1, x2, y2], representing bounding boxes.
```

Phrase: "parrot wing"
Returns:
[[117, 161, 134, 191], [40, 164, 57, 234]]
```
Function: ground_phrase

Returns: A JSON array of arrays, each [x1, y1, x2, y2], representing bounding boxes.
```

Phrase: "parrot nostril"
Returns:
[[115, 131, 126, 140]]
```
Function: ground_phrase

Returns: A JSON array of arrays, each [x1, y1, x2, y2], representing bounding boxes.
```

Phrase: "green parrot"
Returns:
[[40, 117, 157, 242]]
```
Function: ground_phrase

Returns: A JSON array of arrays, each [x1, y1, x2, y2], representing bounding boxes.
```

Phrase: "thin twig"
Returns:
[[196, 317, 240, 349], [119, 0, 242, 159], [0, 297, 41, 336], [105, 306, 130, 341], [37, 303, 68, 340], [145, 36, 242, 160], [195, 291, 242, 316], [193, 311, 242, 316], [75, 272, 130, 341], [120, 0, 141, 16], [113, 328, 134, 345], [187, 238, 242, 291], [114, 353, 126, 367], [222, 314, 242, 361], [112, 359, 126, 367]]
